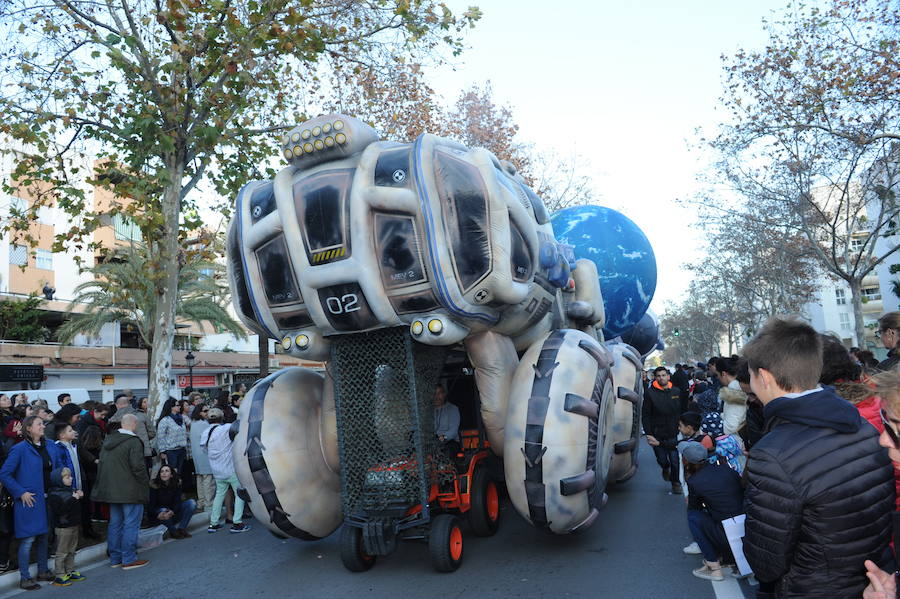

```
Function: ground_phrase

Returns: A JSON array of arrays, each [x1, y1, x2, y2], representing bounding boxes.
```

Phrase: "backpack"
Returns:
[[710, 433, 745, 475]]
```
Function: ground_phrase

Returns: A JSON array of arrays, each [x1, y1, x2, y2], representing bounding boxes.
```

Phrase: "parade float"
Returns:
[[225, 114, 657, 571]]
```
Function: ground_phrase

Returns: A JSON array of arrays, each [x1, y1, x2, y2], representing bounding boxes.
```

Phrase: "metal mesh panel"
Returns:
[[331, 327, 448, 518]]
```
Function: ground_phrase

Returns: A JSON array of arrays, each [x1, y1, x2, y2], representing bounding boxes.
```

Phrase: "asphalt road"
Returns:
[[14, 444, 746, 599]]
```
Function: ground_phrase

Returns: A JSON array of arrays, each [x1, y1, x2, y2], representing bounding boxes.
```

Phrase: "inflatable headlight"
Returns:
[[281, 335, 292, 350], [427, 319, 443, 334], [411, 321, 424, 336], [295, 334, 310, 350]]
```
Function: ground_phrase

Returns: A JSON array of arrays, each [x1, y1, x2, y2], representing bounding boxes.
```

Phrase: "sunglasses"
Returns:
[[881, 409, 900, 449]]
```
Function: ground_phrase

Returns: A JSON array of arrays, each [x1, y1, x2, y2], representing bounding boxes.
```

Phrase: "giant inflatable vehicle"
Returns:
[[226, 114, 657, 572]]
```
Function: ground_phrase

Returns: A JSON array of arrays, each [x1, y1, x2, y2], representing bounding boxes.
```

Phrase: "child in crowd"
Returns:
[[678, 412, 713, 450], [46, 467, 85, 587]]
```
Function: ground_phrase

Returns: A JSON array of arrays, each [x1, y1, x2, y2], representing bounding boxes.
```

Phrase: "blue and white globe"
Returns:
[[551, 205, 657, 339]]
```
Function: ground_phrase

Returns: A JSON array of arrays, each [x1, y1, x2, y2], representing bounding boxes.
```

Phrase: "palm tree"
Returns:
[[57, 239, 247, 408]]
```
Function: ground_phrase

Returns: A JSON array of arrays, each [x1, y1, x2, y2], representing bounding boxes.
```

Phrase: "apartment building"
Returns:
[[0, 150, 310, 403]]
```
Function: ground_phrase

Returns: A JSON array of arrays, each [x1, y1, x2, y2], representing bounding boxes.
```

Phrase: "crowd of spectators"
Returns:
[[0, 386, 248, 591], [647, 310, 900, 597]]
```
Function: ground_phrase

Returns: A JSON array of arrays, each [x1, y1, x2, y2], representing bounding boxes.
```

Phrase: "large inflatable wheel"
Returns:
[[340, 525, 376, 572], [503, 329, 616, 534], [468, 465, 500, 537], [429, 514, 464, 572], [607, 342, 644, 485]]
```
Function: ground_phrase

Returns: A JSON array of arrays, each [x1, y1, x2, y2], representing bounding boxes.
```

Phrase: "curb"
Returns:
[[0, 512, 210, 592]]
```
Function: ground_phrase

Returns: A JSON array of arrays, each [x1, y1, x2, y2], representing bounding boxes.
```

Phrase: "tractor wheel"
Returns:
[[340, 525, 375, 572], [468, 466, 500, 537], [429, 514, 464, 572]]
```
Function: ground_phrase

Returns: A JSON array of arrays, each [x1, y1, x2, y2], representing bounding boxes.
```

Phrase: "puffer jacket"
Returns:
[[744, 387, 894, 598], [641, 381, 686, 442]]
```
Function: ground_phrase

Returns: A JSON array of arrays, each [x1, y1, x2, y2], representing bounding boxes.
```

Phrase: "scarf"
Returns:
[[652, 381, 673, 391], [169, 413, 184, 426]]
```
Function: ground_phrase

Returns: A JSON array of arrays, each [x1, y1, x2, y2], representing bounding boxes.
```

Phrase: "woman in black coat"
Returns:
[[148, 465, 196, 539]]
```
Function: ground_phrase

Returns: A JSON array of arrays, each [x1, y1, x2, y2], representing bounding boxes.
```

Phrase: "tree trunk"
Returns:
[[258, 335, 269, 378], [147, 169, 184, 422], [848, 277, 867, 348], [145, 346, 152, 393]]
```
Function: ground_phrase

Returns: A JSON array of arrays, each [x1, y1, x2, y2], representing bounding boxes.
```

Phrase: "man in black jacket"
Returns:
[[742, 318, 894, 598], [642, 366, 687, 493]]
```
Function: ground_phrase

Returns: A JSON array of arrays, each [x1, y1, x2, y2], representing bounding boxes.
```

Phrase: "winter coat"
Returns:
[[156, 415, 188, 453], [877, 347, 898, 372], [91, 431, 149, 505], [694, 387, 719, 415], [743, 387, 895, 598], [671, 368, 690, 398], [720, 382, 747, 436], [109, 406, 154, 457], [75, 412, 106, 438], [189, 420, 212, 476], [46, 468, 80, 529], [641, 381, 685, 443], [148, 481, 184, 524], [0, 439, 49, 538], [686, 463, 744, 522]]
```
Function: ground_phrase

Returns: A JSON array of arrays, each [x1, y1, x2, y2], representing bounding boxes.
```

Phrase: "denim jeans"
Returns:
[[652, 444, 679, 475], [163, 448, 186, 475], [157, 499, 197, 532], [687, 509, 730, 562], [108, 503, 144, 565], [17, 533, 49, 581], [210, 475, 244, 526]]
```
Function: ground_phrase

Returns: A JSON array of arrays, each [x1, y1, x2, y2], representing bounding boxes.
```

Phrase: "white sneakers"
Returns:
[[683, 542, 701, 554]]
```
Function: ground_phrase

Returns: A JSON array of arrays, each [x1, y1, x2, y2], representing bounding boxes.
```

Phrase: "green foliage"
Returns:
[[0, 295, 49, 343], [56, 240, 247, 346]]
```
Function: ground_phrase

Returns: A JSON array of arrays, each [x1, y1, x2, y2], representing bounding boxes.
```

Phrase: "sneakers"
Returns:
[[52, 576, 72, 587], [683, 542, 702, 555], [207, 524, 223, 533], [36, 571, 55, 582], [121, 560, 150, 570], [693, 563, 724, 581], [230, 523, 251, 533], [67, 571, 86, 582], [19, 579, 40, 591]]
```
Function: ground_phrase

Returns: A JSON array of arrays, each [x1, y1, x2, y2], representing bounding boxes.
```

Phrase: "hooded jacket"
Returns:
[[91, 431, 149, 504], [719, 382, 747, 436], [743, 387, 894, 598], [47, 467, 80, 528]]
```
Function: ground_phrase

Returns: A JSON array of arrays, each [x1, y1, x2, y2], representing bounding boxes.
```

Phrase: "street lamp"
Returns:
[[185, 350, 196, 394]]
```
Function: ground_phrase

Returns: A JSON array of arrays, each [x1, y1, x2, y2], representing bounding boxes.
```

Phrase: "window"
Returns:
[[850, 237, 866, 251], [862, 286, 882, 301], [113, 214, 141, 241], [8, 244, 27, 266], [839, 312, 851, 330], [7, 195, 26, 214], [37, 205, 54, 225], [35, 249, 52, 270], [835, 288, 846, 305]]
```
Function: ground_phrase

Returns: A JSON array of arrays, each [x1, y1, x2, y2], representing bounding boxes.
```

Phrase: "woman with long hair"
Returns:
[[156, 399, 188, 475], [148, 465, 196, 539], [214, 391, 235, 424]]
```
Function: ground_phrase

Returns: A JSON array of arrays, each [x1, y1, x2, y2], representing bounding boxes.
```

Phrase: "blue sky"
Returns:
[[428, 0, 792, 311]]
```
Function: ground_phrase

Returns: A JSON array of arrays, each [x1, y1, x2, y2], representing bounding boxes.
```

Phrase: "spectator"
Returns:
[[148, 465, 196, 539], [3, 405, 30, 449], [742, 317, 894, 597], [0, 394, 12, 427], [863, 366, 900, 598], [820, 334, 882, 431], [681, 441, 744, 582], [230, 393, 243, 419], [46, 467, 84, 586], [671, 363, 691, 398], [201, 408, 250, 534], [189, 405, 214, 511], [47, 424, 83, 494], [735, 360, 765, 450], [92, 413, 150, 570], [77, 426, 103, 539], [56, 394, 71, 408], [716, 357, 747, 436], [0, 415, 54, 591], [707, 357, 722, 392], [108, 394, 154, 471], [876, 312, 900, 372], [156, 398, 188, 475], [75, 404, 108, 439], [859, 350, 882, 372], [44, 404, 80, 444], [11, 394, 27, 407], [642, 366, 686, 494], [214, 391, 236, 424], [678, 412, 712, 450], [700, 411, 724, 439], [178, 400, 192, 429]]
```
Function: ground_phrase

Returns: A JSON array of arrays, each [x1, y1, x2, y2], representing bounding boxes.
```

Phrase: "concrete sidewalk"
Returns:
[[0, 511, 210, 592]]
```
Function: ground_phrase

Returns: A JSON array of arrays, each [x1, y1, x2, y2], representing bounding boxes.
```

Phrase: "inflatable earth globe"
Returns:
[[551, 205, 656, 339]]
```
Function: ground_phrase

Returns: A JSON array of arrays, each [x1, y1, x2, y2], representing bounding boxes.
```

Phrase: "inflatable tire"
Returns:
[[233, 367, 342, 540], [606, 342, 643, 485], [429, 514, 464, 572], [504, 329, 616, 534], [340, 525, 376, 572], [468, 465, 500, 537]]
